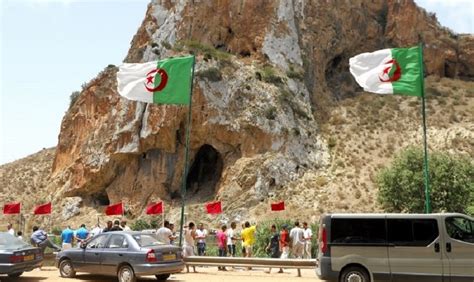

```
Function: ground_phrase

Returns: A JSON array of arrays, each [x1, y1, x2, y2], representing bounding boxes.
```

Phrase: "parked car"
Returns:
[[56, 231, 184, 282], [316, 213, 474, 282], [0, 232, 43, 278]]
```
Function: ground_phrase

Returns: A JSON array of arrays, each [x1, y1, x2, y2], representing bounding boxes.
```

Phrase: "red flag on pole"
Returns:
[[205, 201, 222, 214], [146, 202, 163, 215], [3, 202, 21, 214], [105, 202, 123, 215], [33, 202, 52, 215], [271, 201, 285, 211]]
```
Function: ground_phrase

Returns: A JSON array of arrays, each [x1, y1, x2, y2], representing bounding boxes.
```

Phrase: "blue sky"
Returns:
[[0, 0, 473, 164]]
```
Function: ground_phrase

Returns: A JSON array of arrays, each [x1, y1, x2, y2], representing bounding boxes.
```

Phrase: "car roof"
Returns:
[[326, 212, 470, 218]]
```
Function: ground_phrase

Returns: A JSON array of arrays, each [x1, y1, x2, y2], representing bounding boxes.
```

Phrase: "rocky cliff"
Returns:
[[2, 0, 472, 229]]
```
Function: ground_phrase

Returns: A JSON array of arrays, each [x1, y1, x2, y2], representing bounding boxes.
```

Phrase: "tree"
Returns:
[[377, 147, 473, 214]]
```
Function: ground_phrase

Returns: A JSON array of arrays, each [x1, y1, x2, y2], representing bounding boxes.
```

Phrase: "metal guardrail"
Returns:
[[184, 256, 316, 277]]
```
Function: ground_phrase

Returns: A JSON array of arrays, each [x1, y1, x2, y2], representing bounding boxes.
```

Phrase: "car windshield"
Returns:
[[0, 232, 30, 250], [131, 234, 165, 247]]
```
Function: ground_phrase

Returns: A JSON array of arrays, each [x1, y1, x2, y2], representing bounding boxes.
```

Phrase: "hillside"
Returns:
[[1, 0, 473, 231]]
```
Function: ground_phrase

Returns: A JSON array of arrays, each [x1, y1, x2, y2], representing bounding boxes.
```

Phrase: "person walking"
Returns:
[[31, 226, 61, 253], [195, 223, 208, 256], [303, 222, 313, 259], [183, 222, 197, 273], [265, 224, 283, 274], [289, 221, 305, 258], [216, 225, 228, 271], [74, 224, 90, 247], [279, 224, 290, 259], [61, 226, 74, 250], [241, 221, 257, 270]]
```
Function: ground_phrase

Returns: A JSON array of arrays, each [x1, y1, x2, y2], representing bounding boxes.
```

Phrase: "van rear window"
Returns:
[[331, 218, 386, 244], [388, 219, 438, 246]]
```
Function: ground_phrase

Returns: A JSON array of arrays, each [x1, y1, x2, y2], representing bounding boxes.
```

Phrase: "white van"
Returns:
[[316, 213, 474, 282]]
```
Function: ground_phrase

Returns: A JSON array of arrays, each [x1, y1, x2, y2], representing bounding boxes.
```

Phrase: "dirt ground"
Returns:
[[0, 267, 322, 282]]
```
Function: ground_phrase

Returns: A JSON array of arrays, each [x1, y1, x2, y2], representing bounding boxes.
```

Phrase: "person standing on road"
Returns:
[[265, 224, 283, 274], [110, 220, 123, 231], [7, 223, 15, 236], [61, 226, 74, 250], [226, 222, 238, 257], [74, 224, 90, 247], [279, 224, 290, 259], [303, 222, 313, 259], [241, 221, 257, 258], [183, 222, 197, 273], [289, 221, 305, 258], [90, 223, 102, 237], [120, 220, 131, 231], [216, 225, 228, 271], [195, 223, 208, 256], [157, 220, 175, 244], [102, 221, 113, 233]]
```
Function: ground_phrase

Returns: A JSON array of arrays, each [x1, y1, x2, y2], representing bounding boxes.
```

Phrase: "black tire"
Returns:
[[339, 266, 370, 282], [118, 264, 136, 282], [59, 259, 76, 278], [155, 274, 171, 281], [7, 272, 23, 278]]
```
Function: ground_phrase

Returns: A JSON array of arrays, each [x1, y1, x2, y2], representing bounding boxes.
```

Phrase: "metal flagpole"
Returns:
[[419, 43, 431, 213], [178, 55, 196, 247]]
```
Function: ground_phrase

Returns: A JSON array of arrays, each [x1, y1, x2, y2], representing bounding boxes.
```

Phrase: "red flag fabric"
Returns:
[[105, 202, 123, 215], [3, 202, 21, 214], [271, 201, 285, 211], [205, 201, 222, 214], [146, 202, 163, 215], [34, 202, 52, 215]]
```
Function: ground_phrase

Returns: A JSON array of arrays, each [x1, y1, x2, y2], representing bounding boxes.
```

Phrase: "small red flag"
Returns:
[[34, 202, 52, 215], [271, 201, 285, 211], [105, 202, 123, 215], [205, 201, 222, 214], [146, 202, 163, 215], [3, 202, 21, 214]]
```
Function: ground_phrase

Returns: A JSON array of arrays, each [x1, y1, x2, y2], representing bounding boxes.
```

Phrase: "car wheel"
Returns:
[[8, 272, 23, 278], [118, 265, 136, 282], [155, 274, 171, 281], [339, 266, 370, 282], [59, 259, 76, 278]]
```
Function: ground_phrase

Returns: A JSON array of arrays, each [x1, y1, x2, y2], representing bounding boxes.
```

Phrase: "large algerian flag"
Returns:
[[117, 55, 194, 104], [349, 46, 423, 97]]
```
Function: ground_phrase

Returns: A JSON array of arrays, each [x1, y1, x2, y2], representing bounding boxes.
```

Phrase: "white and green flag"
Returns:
[[349, 46, 423, 97]]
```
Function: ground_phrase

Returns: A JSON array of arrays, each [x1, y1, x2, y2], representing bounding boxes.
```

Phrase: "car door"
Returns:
[[443, 216, 474, 282], [387, 218, 444, 282], [100, 234, 130, 275], [82, 234, 109, 274]]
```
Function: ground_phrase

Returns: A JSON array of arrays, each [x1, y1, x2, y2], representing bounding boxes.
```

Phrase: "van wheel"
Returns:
[[340, 266, 370, 282]]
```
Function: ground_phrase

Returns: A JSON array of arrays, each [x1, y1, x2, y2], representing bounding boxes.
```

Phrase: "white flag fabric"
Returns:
[[117, 61, 157, 103]]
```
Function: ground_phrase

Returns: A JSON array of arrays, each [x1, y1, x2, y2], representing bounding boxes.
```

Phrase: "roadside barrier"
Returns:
[[184, 256, 316, 277]]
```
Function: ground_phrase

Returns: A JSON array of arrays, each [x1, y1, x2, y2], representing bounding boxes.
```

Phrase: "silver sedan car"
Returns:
[[56, 231, 184, 282]]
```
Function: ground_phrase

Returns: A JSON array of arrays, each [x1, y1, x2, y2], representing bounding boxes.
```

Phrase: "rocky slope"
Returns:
[[2, 0, 473, 230]]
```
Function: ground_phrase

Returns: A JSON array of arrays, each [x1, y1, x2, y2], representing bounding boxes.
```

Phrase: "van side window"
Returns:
[[445, 217, 474, 243], [388, 219, 438, 246], [331, 219, 386, 244]]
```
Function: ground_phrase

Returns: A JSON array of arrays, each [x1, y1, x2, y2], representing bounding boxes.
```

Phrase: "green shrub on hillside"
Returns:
[[377, 147, 474, 214]]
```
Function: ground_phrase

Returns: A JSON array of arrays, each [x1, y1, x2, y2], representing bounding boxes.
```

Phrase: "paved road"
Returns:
[[0, 267, 321, 282]]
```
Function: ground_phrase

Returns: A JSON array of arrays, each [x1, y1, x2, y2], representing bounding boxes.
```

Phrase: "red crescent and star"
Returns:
[[378, 59, 402, 82], [145, 68, 168, 92]]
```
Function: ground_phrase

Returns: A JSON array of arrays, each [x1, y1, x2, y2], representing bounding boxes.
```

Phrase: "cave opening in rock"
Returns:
[[186, 144, 223, 201], [94, 191, 110, 206]]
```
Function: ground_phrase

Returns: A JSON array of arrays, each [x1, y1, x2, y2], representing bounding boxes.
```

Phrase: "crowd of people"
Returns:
[[5, 218, 314, 273]]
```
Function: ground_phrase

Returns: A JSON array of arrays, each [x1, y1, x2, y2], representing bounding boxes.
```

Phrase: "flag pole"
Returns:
[[178, 55, 196, 247], [419, 43, 431, 213]]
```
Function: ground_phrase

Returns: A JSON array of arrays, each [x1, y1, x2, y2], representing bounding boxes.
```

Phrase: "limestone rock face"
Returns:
[[50, 0, 472, 222]]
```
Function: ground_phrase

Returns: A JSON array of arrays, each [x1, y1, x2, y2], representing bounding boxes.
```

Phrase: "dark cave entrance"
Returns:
[[94, 191, 110, 206], [186, 144, 223, 201]]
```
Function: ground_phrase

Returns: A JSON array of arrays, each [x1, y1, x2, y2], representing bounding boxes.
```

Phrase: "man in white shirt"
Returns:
[[195, 223, 208, 256], [303, 222, 313, 259], [183, 222, 197, 273], [120, 220, 131, 231], [156, 220, 175, 244], [226, 222, 238, 257], [7, 223, 15, 236], [289, 221, 305, 259]]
